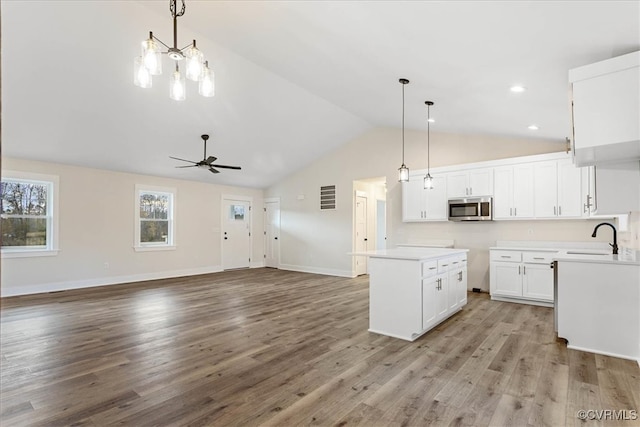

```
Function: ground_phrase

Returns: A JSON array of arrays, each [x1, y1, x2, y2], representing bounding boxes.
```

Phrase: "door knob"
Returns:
[[274, 237, 278, 240]]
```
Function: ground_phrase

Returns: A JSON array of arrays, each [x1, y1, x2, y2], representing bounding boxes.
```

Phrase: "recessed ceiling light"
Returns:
[[528, 124, 539, 130], [427, 118, 435, 123], [510, 85, 526, 93]]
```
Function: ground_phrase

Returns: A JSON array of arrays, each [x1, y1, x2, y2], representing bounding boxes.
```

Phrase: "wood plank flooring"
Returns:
[[1, 268, 639, 426]]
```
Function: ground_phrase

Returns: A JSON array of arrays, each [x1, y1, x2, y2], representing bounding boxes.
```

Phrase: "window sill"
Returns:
[[1, 249, 60, 259], [134, 245, 176, 252]]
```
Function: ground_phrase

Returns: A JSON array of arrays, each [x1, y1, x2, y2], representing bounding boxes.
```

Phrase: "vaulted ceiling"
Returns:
[[2, 1, 638, 188]]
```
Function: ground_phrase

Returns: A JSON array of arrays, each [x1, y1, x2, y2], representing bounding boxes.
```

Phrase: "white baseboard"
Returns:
[[1, 265, 224, 297], [566, 344, 640, 364], [278, 263, 353, 278]]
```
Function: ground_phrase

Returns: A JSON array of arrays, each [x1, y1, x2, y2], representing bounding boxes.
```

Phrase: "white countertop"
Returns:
[[553, 249, 639, 266], [490, 241, 640, 266], [350, 247, 468, 261]]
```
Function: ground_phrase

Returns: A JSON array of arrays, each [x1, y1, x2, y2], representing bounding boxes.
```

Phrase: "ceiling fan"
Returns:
[[170, 134, 242, 174]]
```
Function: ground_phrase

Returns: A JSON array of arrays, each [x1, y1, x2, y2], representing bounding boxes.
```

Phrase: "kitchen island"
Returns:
[[555, 249, 640, 362], [351, 247, 469, 341]]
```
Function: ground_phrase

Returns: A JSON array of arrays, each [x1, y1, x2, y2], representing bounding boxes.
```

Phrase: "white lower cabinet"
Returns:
[[490, 250, 554, 306], [369, 252, 468, 341]]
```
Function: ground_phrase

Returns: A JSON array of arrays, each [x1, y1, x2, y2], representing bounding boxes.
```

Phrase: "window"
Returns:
[[1, 172, 59, 257], [135, 185, 176, 251]]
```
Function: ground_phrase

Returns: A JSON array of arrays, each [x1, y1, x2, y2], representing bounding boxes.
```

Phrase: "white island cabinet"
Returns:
[[351, 247, 468, 341], [556, 251, 640, 362]]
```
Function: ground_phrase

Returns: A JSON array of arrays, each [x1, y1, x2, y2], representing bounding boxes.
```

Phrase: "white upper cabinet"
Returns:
[[402, 174, 447, 222], [401, 152, 600, 222], [570, 51, 640, 166], [446, 168, 493, 198], [495, 164, 534, 219], [402, 177, 425, 222], [557, 159, 583, 218], [533, 159, 583, 219], [592, 160, 640, 215]]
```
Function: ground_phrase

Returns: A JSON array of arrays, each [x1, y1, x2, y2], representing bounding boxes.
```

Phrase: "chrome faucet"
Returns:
[[591, 222, 618, 255]]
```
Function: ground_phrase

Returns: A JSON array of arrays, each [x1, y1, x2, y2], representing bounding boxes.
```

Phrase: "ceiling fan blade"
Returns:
[[211, 164, 242, 170], [209, 167, 220, 174], [205, 156, 217, 164], [169, 156, 198, 164], [175, 165, 198, 168]]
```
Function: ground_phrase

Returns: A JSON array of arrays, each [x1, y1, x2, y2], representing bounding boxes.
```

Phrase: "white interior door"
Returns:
[[264, 199, 280, 268], [355, 195, 368, 276], [376, 199, 386, 250], [222, 198, 251, 270]]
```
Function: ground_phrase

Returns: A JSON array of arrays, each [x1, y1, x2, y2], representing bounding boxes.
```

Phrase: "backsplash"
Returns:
[[619, 211, 640, 250]]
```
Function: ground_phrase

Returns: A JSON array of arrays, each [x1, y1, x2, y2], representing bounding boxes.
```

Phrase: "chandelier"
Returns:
[[133, 0, 214, 100]]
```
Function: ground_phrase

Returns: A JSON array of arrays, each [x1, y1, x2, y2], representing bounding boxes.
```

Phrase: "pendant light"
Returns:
[[398, 78, 410, 182], [424, 101, 435, 190]]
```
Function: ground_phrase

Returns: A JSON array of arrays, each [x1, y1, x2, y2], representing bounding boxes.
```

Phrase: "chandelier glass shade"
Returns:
[[133, 0, 214, 100]]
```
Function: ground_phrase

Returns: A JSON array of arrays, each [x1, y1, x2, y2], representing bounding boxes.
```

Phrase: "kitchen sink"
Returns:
[[565, 251, 609, 255]]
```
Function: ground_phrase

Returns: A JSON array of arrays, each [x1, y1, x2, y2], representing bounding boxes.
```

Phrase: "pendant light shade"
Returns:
[[199, 61, 215, 97], [424, 101, 435, 189], [134, 56, 152, 88], [169, 65, 186, 101], [398, 78, 410, 182], [424, 173, 434, 190]]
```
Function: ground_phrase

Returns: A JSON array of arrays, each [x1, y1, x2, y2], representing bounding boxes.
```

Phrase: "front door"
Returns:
[[222, 198, 251, 270], [264, 199, 280, 268]]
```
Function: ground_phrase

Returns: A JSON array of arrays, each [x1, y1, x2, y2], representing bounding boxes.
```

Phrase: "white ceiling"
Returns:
[[2, 1, 639, 188]]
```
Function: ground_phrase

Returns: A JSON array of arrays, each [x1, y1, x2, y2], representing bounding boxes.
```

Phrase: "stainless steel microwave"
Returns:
[[448, 197, 492, 221]]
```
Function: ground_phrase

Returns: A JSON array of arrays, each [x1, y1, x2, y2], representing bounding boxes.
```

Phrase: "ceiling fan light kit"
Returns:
[[170, 134, 241, 175], [398, 78, 410, 183], [133, 0, 214, 100]]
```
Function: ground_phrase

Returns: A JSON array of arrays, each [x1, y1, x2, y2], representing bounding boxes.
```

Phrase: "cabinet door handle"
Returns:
[[458, 271, 462, 281], [514, 208, 517, 216], [429, 266, 436, 270], [442, 264, 448, 267], [559, 206, 562, 216], [500, 255, 511, 258], [469, 187, 472, 195], [554, 206, 556, 215], [533, 257, 544, 260], [518, 265, 521, 275], [523, 266, 526, 275]]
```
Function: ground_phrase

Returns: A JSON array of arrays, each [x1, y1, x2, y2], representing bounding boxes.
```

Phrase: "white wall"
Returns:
[[1, 158, 264, 296], [266, 127, 619, 289]]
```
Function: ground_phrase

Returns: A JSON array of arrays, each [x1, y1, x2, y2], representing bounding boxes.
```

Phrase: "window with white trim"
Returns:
[[135, 185, 175, 251], [1, 173, 59, 257]]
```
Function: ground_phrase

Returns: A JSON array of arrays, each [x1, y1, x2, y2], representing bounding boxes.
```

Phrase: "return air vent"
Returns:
[[320, 185, 336, 210]]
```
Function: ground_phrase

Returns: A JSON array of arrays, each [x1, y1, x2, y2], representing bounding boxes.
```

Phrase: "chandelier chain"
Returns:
[[170, 0, 186, 18]]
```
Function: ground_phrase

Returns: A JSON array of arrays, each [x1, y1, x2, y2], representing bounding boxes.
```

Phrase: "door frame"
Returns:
[[264, 197, 281, 268], [353, 190, 369, 276], [221, 194, 253, 270]]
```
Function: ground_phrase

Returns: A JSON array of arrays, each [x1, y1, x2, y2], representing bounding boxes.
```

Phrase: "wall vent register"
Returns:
[[320, 185, 336, 210]]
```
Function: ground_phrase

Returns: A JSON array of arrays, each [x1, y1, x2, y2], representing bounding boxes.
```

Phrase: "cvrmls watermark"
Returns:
[[576, 409, 638, 421]]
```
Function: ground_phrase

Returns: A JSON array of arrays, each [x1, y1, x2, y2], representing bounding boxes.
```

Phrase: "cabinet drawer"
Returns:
[[490, 250, 522, 262], [437, 258, 452, 273], [422, 260, 438, 277], [522, 252, 556, 264]]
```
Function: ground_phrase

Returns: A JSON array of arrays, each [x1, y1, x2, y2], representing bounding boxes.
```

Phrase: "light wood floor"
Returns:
[[1, 268, 639, 426]]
